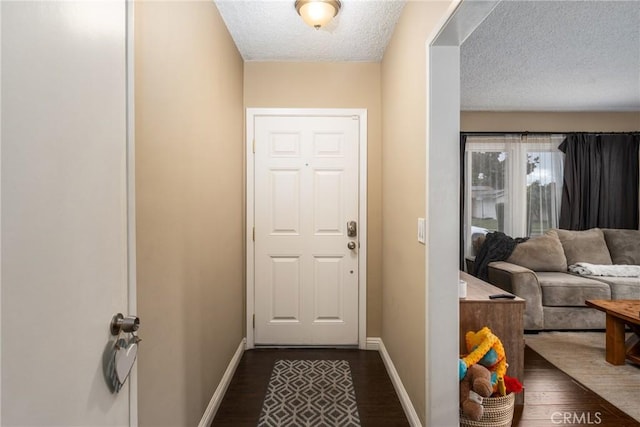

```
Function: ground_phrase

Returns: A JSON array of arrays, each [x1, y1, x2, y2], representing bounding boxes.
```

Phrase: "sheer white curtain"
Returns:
[[464, 134, 565, 256], [464, 135, 518, 257], [524, 135, 565, 236]]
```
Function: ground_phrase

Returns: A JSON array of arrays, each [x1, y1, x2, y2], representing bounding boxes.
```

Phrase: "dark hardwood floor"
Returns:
[[212, 349, 409, 427], [513, 346, 639, 426], [212, 346, 639, 426]]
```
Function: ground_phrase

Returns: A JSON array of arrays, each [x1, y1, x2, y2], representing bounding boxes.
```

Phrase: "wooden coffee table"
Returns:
[[585, 299, 640, 365]]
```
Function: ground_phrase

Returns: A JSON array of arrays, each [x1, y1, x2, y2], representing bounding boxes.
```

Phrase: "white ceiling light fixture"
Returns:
[[295, 0, 341, 30]]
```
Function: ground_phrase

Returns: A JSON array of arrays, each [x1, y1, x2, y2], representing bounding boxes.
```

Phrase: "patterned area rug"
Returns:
[[258, 360, 361, 426], [525, 331, 640, 421]]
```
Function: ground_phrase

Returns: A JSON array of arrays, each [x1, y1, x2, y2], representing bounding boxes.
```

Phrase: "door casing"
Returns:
[[246, 108, 367, 349], [126, 1, 139, 424]]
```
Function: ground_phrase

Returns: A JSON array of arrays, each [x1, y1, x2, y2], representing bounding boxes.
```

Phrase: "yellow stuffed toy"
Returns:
[[459, 326, 508, 395]]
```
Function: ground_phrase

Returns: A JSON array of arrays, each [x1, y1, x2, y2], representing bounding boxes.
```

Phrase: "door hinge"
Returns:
[[252, 314, 255, 329], [252, 227, 255, 242]]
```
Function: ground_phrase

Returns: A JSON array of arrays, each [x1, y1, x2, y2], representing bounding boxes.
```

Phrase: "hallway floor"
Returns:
[[211, 348, 410, 426], [212, 346, 640, 426]]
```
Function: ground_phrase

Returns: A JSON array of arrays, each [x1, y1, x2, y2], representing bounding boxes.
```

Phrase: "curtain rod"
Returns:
[[461, 131, 639, 136]]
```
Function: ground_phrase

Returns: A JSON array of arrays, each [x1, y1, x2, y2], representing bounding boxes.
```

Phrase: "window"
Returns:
[[464, 134, 565, 256]]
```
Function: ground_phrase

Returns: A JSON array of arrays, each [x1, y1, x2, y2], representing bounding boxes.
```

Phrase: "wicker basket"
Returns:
[[460, 392, 515, 427]]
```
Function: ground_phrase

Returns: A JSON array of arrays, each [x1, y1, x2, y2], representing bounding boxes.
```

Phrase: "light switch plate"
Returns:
[[417, 218, 426, 244]]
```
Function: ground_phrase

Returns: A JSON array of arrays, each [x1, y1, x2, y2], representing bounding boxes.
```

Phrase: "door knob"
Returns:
[[347, 241, 356, 250], [110, 313, 140, 335]]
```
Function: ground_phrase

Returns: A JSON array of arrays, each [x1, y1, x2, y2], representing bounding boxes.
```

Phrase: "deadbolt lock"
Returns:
[[347, 221, 357, 237]]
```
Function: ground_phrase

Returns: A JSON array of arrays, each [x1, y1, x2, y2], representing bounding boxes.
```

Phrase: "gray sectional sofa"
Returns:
[[485, 228, 640, 331]]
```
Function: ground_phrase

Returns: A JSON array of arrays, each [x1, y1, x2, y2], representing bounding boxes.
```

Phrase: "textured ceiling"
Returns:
[[215, 0, 640, 112], [461, 0, 640, 111], [214, 0, 406, 62]]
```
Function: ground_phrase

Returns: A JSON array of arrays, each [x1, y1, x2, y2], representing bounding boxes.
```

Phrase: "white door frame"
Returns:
[[126, 0, 138, 424], [1, 3, 4, 413], [426, 1, 500, 424], [245, 108, 368, 349]]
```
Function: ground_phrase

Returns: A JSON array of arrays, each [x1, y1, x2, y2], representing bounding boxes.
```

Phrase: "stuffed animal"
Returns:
[[459, 327, 508, 394], [503, 375, 523, 395], [459, 363, 493, 421]]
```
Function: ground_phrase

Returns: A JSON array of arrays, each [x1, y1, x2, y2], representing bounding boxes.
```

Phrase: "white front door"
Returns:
[[1, 1, 134, 425], [252, 113, 361, 345]]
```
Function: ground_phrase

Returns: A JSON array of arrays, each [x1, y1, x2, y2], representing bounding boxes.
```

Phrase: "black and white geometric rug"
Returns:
[[258, 360, 361, 426]]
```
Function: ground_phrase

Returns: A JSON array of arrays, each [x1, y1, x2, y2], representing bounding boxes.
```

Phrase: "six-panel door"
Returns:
[[254, 115, 359, 345]]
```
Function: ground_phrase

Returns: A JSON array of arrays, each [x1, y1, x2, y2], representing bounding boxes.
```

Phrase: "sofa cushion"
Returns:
[[602, 229, 640, 265], [592, 276, 640, 299], [537, 272, 611, 306], [507, 230, 567, 272], [543, 306, 605, 330], [555, 228, 613, 266]]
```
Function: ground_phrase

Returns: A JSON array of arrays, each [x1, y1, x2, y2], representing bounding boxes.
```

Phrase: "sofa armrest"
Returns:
[[465, 256, 476, 275], [487, 261, 544, 330]]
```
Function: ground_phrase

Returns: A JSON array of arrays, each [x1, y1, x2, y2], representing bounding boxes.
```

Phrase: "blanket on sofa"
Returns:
[[568, 262, 640, 277], [473, 231, 528, 281]]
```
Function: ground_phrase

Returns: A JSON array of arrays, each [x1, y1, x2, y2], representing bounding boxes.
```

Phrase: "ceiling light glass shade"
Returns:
[[295, 0, 341, 29]]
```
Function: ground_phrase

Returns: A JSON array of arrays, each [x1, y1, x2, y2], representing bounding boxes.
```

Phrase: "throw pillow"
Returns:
[[602, 229, 640, 265], [506, 230, 567, 271], [555, 228, 613, 266]]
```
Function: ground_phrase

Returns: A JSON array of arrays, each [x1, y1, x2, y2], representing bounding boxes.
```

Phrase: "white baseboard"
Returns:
[[366, 337, 422, 427], [365, 337, 381, 351], [198, 338, 246, 427]]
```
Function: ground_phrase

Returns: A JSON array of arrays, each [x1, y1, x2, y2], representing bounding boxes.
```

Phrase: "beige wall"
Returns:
[[135, 2, 244, 426], [381, 2, 453, 424], [462, 111, 640, 132], [244, 62, 383, 336]]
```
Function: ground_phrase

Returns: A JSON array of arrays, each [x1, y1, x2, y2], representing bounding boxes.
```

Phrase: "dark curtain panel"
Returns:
[[559, 133, 640, 230], [460, 134, 467, 270]]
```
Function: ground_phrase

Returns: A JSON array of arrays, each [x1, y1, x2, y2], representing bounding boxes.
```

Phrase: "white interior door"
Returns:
[[1, 1, 134, 425], [253, 114, 360, 345]]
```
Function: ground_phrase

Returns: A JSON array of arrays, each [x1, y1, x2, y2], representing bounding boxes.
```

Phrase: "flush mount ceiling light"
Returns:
[[295, 0, 341, 30]]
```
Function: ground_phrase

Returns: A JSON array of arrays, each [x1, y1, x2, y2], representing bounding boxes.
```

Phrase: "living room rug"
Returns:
[[258, 359, 361, 426], [525, 331, 640, 422]]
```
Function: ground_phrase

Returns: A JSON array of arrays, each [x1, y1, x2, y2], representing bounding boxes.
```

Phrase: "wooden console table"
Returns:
[[459, 271, 526, 405]]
